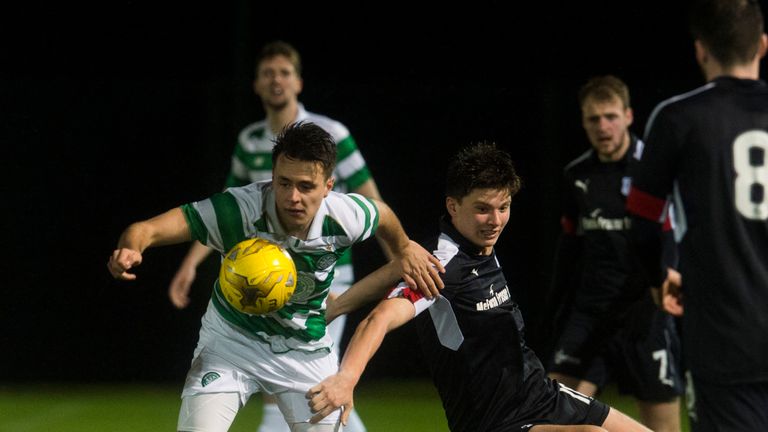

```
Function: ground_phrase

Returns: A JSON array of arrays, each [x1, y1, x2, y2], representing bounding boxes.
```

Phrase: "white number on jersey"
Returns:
[[733, 130, 768, 220]]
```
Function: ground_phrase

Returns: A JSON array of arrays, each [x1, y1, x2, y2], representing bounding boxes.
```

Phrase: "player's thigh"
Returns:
[[177, 392, 241, 432], [276, 389, 341, 427], [600, 407, 652, 432], [549, 311, 607, 380]]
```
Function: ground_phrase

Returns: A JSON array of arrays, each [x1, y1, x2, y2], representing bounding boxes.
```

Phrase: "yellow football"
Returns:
[[219, 237, 296, 315]]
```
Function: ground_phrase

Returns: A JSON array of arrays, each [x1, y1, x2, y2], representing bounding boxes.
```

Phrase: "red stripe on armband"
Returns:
[[626, 186, 667, 222], [662, 214, 673, 231], [388, 285, 424, 304]]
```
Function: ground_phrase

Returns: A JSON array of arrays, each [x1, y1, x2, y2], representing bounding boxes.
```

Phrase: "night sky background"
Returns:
[[3, 0, 765, 384]]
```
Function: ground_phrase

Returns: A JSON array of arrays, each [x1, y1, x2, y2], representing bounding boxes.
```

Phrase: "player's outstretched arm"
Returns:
[[168, 240, 213, 309], [352, 179, 395, 261], [326, 262, 401, 322], [308, 297, 415, 425], [108, 208, 191, 280], [373, 199, 445, 297]]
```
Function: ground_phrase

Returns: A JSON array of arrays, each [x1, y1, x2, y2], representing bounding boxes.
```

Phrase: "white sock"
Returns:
[[257, 402, 290, 432]]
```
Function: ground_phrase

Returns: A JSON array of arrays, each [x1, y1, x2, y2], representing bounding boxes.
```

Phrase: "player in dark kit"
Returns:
[[627, 1, 768, 431], [548, 76, 683, 432], [307, 143, 651, 431]]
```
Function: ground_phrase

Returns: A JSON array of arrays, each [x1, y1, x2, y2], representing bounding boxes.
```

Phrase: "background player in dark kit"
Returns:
[[547, 76, 683, 432]]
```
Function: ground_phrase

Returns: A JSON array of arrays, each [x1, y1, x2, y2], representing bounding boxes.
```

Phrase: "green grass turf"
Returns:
[[0, 380, 688, 431]]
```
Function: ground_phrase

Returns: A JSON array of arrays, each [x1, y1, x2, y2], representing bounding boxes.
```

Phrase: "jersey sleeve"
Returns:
[[560, 168, 579, 235], [180, 188, 255, 253], [627, 105, 683, 286], [335, 135, 372, 191], [226, 142, 253, 188], [627, 106, 682, 221], [332, 192, 380, 244], [387, 283, 436, 317]]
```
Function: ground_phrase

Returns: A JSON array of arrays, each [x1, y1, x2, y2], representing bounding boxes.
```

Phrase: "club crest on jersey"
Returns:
[[621, 176, 632, 196], [291, 272, 316, 303], [316, 253, 338, 270]]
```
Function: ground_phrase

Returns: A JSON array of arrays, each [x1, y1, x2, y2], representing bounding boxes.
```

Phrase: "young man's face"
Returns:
[[273, 154, 333, 238], [447, 188, 511, 255], [254, 55, 303, 111], [581, 95, 633, 162]]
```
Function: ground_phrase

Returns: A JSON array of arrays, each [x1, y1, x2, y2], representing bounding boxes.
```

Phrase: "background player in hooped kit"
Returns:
[[108, 122, 444, 432], [167, 40, 385, 432], [306, 143, 652, 432], [627, 0, 768, 430], [546, 76, 683, 432]]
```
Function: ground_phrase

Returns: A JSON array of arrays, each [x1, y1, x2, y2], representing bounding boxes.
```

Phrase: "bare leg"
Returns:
[[601, 407, 653, 432], [637, 398, 681, 432], [530, 425, 606, 431]]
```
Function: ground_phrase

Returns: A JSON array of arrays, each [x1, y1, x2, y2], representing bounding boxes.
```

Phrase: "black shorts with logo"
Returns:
[[549, 299, 684, 402], [512, 370, 610, 430]]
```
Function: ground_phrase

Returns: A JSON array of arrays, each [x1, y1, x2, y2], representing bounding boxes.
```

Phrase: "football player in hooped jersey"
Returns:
[[167, 40, 385, 432], [108, 122, 444, 432], [628, 1, 768, 430], [307, 143, 651, 432]]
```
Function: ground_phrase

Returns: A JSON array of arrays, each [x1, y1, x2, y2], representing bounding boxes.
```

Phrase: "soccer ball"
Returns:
[[219, 237, 297, 315]]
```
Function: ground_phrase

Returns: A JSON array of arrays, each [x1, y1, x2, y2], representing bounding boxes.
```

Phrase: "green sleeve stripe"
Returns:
[[180, 204, 209, 245], [344, 167, 372, 191], [225, 172, 249, 188], [336, 136, 358, 159], [348, 195, 374, 242], [210, 192, 246, 251]]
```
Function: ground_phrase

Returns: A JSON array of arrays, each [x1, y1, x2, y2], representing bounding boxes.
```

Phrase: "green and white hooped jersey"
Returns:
[[180, 181, 379, 354], [226, 103, 372, 194], [225, 104, 372, 271]]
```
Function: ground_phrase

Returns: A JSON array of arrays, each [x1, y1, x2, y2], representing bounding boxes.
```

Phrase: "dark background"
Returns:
[[2, 1, 765, 384]]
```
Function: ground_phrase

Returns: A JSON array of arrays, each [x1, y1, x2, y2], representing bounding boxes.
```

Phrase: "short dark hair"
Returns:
[[445, 142, 522, 201], [257, 40, 302, 77], [578, 75, 631, 110], [690, 0, 765, 68], [272, 122, 337, 178]]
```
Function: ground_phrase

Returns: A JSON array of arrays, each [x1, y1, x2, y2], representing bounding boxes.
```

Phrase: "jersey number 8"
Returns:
[[733, 130, 768, 220]]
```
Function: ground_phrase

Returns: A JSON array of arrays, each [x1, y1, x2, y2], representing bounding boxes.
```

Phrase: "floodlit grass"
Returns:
[[0, 380, 688, 431]]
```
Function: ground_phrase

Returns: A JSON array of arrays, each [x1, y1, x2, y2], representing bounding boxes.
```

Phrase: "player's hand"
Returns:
[[168, 264, 196, 309], [660, 267, 683, 316], [325, 293, 340, 324], [108, 248, 143, 280], [306, 372, 356, 425], [395, 240, 445, 299]]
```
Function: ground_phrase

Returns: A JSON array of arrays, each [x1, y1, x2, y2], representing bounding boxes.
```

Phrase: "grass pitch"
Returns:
[[0, 380, 688, 431]]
